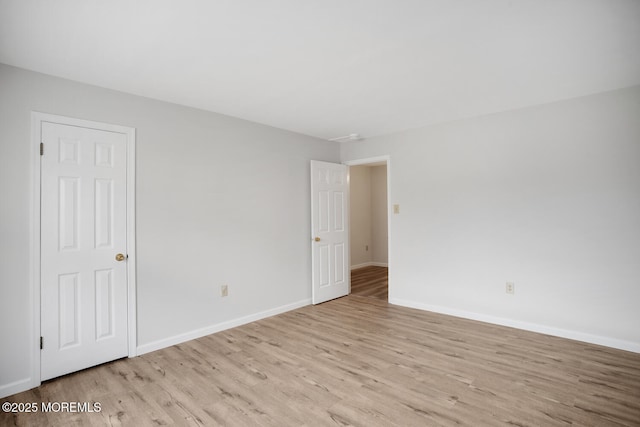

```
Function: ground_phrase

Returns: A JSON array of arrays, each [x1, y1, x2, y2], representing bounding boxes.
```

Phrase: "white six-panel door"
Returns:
[[40, 121, 129, 381], [311, 161, 350, 304]]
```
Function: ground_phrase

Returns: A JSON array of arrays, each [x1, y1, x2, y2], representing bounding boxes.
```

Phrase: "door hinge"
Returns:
[[40, 142, 44, 156], [40, 336, 43, 350]]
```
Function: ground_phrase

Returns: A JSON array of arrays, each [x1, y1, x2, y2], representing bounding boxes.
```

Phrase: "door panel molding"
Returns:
[[30, 112, 136, 388]]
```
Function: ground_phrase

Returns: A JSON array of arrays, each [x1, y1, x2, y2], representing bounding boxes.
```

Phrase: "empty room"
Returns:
[[1, 1, 639, 426]]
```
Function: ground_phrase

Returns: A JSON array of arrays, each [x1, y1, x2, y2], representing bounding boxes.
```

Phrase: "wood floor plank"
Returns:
[[2, 295, 639, 426], [351, 266, 388, 300]]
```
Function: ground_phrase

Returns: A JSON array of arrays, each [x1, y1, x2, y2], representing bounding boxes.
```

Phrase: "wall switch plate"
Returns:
[[221, 285, 228, 297], [393, 204, 400, 214]]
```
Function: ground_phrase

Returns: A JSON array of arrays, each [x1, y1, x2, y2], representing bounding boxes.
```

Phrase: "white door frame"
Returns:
[[343, 155, 391, 300], [30, 112, 137, 388]]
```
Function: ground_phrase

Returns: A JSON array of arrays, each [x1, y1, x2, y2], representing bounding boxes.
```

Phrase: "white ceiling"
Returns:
[[1, 0, 639, 141]]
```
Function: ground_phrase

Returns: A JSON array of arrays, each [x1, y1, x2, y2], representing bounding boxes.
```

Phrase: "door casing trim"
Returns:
[[30, 112, 137, 389], [343, 155, 391, 301]]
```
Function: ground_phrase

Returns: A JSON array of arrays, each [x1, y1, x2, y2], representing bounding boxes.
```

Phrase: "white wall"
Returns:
[[349, 165, 388, 269], [370, 165, 388, 265], [0, 63, 339, 397], [349, 166, 372, 267], [341, 86, 640, 352]]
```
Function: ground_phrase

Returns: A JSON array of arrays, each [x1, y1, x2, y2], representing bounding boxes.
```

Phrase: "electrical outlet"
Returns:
[[506, 282, 515, 295], [221, 285, 228, 297]]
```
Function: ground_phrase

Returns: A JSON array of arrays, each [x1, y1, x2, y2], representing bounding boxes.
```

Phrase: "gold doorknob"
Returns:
[[115, 253, 126, 262], [314, 237, 321, 242]]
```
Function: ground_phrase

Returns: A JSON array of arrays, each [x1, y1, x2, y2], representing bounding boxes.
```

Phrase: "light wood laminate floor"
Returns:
[[2, 296, 639, 426], [351, 266, 388, 300]]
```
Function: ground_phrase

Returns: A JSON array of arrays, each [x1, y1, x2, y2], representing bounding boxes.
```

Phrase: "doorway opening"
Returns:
[[346, 157, 389, 301]]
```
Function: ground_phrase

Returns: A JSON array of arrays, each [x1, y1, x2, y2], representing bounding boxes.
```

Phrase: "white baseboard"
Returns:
[[389, 298, 640, 354], [137, 298, 312, 356], [351, 262, 388, 270], [0, 377, 35, 399]]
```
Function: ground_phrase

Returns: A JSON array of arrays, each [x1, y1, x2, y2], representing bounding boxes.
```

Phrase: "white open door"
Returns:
[[40, 121, 130, 381], [311, 160, 350, 304]]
